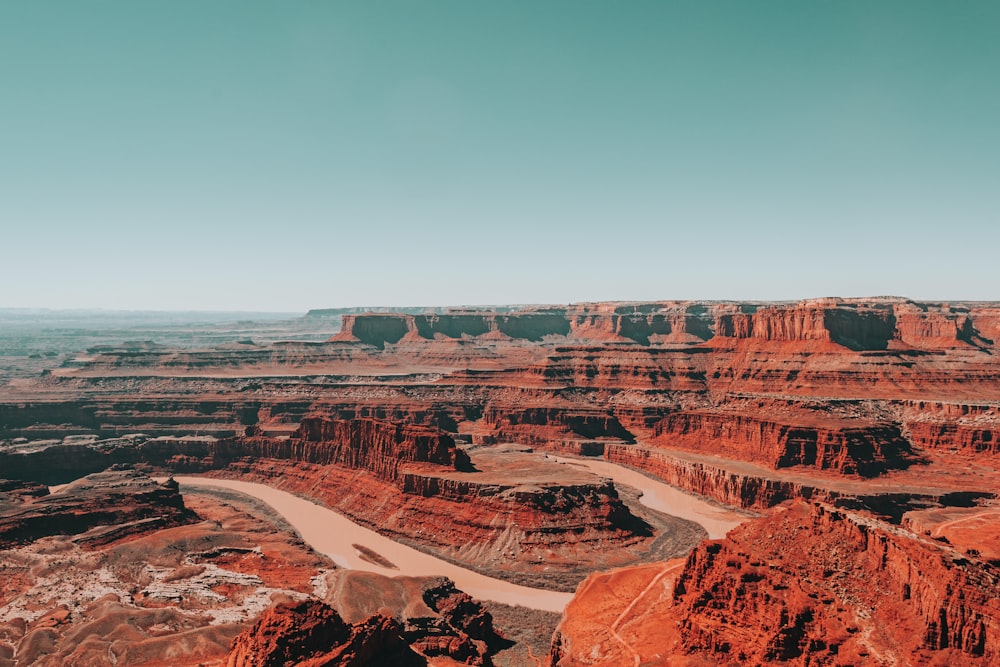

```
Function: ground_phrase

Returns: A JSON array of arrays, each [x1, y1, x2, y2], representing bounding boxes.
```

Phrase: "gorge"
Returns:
[[1, 297, 999, 666]]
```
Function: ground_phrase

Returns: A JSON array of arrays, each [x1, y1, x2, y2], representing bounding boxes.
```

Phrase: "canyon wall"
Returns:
[[604, 444, 834, 510], [331, 299, 1000, 351], [671, 503, 1000, 665], [553, 502, 1000, 666], [651, 410, 917, 476]]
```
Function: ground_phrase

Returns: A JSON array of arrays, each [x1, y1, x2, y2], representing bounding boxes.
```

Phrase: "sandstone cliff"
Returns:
[[651, 410, 917, 476], [552, 502, 1000, 666]]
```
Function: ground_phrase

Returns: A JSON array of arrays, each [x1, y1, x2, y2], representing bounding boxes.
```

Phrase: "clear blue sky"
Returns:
[[2, 2, 998, 311]]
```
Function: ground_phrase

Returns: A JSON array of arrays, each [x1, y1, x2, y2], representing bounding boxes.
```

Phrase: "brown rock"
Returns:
[[227, 599, 425, 667], [553, 503, 1000, 665]]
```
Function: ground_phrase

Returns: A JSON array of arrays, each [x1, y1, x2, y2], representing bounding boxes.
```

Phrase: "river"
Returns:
[[171, 476, 574, 613], [169, 457, 746, 613], [546, 456, 748, 539]]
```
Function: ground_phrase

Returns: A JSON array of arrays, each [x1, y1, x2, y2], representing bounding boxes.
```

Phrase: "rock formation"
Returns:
[[552, 502, 1000, 666], [0, 467, 194, 547], [227, 599, 425, 667], [0, 473, 332, 667], [3, 297, 1000, 664]]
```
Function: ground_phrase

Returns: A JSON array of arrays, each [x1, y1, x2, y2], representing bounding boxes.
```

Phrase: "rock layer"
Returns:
[[552, 502, 1000, 666]]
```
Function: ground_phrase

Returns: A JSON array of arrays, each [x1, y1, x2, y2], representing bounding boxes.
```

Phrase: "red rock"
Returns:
[[5, 297, 1000, 666], [651, 409, 917, 476], [554, 503, 1000, 666], [320, 571, 506, 665], [0, 468, 195, 548], [226, 599, 425, 667]]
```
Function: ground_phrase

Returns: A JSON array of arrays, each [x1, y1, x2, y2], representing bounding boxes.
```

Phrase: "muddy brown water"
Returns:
[[151, 457, 745, 612], [168, 476, 575, 612], [547, 456, 748, 539]]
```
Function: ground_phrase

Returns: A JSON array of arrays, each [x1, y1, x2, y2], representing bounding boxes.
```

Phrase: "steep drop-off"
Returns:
[[552, 502, 1000, 666]]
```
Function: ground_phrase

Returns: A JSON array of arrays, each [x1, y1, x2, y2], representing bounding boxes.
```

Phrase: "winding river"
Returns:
[[169, 458, 746, 613], [547, 456, 748, 539], [171, 476, 574, 613]]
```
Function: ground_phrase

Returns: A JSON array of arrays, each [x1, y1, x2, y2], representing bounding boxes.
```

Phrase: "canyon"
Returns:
[[1, 297, 999, 665]]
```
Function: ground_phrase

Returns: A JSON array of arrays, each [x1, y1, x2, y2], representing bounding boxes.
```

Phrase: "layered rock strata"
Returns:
[[552, 502, 1000, 666], [0, 468, 194, 547]]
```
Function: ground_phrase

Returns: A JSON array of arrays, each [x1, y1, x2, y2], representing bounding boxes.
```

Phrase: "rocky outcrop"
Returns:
[[0, 468, 195, 547], [671, 503, 1000, 664], [320, 571, 507, 665], [553, 503, 1000, 666], [227, 599, 425, 667]]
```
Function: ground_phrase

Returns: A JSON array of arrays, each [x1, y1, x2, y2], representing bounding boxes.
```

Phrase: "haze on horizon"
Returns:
[[2, 2, 998, 313]]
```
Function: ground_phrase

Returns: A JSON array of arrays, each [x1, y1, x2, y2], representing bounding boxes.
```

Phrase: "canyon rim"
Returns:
[[1, 298, 999, 666]]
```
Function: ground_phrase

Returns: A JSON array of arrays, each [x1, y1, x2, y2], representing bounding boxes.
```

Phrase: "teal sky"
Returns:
[[2, 2, 998, 311]]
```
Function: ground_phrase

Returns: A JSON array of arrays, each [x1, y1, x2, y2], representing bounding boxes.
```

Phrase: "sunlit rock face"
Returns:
[[2, 297, 1000, 664]]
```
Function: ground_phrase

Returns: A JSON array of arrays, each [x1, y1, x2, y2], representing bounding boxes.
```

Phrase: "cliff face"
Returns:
[[330, 300, 1000, 352], [0, 418, 467, 485], [893, 302, 995, 349], [286, 417, 471, 479], [713, 302, 896, 350], [333, 311, 572, 347], [908, 422, 999, 455], [901, 402, 1000, 456], [604, 444, 833, 510], [477, 405, 634, 450], [671, 503, 1000, 665], [553, 503, 1000, 666], [652, 411, 917, 476], [133, 418, 470, 482]]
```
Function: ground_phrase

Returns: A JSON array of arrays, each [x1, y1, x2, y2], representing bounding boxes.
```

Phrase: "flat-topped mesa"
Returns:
[[893, 301, 998, 349], [330, 299, 1000, 351], [566, 302, 715, 344], [332, 303, 723, 347], [651, 410, 918, 476], [713, 301, 897, 350], [331, 310, 572, 347], [714, 299, 1000, 351]]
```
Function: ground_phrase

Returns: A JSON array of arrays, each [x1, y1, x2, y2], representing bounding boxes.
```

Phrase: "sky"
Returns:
[[1, 1, 998, 312]]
